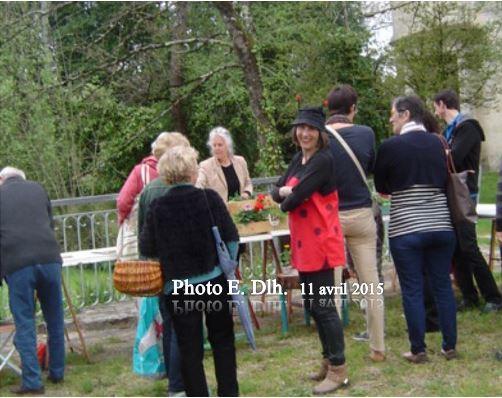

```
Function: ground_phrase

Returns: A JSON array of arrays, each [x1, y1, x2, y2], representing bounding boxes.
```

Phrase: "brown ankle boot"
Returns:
[[313, 363, 349, 395], [370, 349, 386, 362], [308, 358, 329, 381]]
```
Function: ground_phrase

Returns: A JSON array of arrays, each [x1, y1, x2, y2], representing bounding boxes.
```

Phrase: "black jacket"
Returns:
[[139, 185, 239, 280], [0, 177, 62, 281], [271, 148, 337, 212], [450, 115, 486, 194]]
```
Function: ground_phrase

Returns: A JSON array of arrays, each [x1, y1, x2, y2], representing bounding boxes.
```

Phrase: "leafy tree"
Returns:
[[387, 2, 501, 108], [0, 2, 398, 196]]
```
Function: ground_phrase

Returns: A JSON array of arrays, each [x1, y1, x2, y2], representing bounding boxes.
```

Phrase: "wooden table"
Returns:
[[476, 204, 498, 271], [240, 229, 290, 304]]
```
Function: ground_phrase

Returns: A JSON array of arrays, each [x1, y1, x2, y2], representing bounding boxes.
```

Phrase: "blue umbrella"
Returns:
[[211, 226, 257, 351]]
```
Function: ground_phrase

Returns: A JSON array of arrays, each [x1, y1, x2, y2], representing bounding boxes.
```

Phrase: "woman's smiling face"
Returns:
[[295, 124, 320, 151]]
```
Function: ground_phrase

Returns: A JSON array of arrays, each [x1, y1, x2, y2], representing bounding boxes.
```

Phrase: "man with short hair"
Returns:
[[434, 89, 502, 312], [325, 84, 386, 363], [0, 167, 65, 395]]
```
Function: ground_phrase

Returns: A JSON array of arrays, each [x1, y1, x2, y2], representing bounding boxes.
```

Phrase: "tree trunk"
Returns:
[[214, 1, 272, 147], [169, 1, 189, 134]]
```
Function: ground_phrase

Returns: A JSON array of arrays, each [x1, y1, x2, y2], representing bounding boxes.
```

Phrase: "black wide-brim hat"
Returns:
[[292, 106, 327, 133]]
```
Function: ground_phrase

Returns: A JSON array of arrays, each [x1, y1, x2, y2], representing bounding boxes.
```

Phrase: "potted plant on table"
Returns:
[[229, 194, 285, 236]]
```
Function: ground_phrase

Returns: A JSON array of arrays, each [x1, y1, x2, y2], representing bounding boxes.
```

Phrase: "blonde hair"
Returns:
[[151, 132, 190, 159], [207, 126, 234, 156], [158, 145, 199, 185]]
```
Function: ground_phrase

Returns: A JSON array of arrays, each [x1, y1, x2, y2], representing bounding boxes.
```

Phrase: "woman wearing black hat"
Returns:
[[272, 106, 349, 394]]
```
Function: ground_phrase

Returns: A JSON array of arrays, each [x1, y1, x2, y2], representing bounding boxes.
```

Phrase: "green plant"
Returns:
[[233, 194, 272, 224], [279, 244, 290, 266]]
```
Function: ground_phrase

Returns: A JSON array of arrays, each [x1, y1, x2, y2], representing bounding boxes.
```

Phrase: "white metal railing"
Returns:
[[0, 177, 281, 319]]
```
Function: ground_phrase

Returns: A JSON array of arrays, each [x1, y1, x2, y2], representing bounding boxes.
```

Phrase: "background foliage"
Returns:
[[0, 1, 499, 198]]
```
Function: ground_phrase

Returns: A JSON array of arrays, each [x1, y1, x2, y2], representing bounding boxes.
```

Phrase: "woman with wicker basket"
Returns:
[[117, 132, 189, 380], [140, 145, 240, 397]]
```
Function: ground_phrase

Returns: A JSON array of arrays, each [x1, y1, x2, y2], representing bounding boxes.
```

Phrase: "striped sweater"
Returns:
[[389, 185, 453, 238]]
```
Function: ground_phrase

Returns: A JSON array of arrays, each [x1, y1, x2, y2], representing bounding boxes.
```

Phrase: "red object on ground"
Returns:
[[37, 342, 47, 370]]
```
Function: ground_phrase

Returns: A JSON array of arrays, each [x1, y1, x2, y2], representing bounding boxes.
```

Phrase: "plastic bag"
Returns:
[[132, 296, 166, 378]]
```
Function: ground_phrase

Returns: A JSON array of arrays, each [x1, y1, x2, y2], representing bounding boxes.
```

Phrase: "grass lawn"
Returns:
[[1, 293, 501, 396], [479, 171, 497, 204]]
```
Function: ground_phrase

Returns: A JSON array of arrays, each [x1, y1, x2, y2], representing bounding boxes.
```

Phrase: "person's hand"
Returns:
[[241, 192, 250, 199], [497, 231, 502, 244], [279, 186, 293, 198]]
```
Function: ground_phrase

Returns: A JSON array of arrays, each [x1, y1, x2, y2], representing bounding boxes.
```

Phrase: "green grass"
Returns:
[[479, 171, 497, 204], [1, 295, 501, 396]]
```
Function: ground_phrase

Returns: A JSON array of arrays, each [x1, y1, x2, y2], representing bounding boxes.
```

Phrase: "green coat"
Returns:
[[137, 177, 172, 257]]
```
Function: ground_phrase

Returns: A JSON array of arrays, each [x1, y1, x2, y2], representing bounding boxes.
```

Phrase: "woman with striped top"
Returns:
[[374, 96, 457, 363]]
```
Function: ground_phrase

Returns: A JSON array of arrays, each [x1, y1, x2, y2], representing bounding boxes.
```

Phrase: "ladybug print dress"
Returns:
[[272, 148, 345, 273]]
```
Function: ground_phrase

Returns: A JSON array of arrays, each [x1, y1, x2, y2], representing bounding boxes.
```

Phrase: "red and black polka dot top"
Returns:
[[271, 149, 345, 272]]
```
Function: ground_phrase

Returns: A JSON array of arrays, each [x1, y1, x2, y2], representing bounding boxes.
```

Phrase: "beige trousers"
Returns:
[[339, 207, 385, 352]]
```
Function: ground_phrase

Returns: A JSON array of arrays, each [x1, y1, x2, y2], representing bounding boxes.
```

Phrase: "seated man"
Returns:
[[0, 167, 65, 395]]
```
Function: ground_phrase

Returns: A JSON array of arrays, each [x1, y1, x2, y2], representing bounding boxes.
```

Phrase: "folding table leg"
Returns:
[[303, 306, 311, 327], [488, 219, 496, 271], [62, 277, 91, 363], [279, 293, 289, 335], [0, 349, 22, 375], [0, 329, 22, 376], [261, 241, 269, 305]]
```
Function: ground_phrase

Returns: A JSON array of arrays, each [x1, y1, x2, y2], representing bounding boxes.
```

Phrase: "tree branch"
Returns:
[[362, 1, 414, 18]]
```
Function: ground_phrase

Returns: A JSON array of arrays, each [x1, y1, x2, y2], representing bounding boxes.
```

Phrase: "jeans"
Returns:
[[390, 231, 457, 354], [299, 268, 346, 366], [453, 221, 502, 305], [158, 295, 184, 393], [424, 271, 439, 333], [5, 263, 65, 389], [166, 274, 238, 397]]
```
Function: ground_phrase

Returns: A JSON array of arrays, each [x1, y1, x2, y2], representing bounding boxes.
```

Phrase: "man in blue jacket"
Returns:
[[0, 167, 65, 394], [434, 89, 502, 313]]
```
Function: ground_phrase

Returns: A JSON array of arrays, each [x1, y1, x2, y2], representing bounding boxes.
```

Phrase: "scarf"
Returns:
[[326, 114, 352, 125], [400, 121, 426, 135], [444, 113, 462, 144]]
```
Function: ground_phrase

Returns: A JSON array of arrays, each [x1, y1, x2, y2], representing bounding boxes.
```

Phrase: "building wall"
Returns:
[[392, 3, 501, 171]]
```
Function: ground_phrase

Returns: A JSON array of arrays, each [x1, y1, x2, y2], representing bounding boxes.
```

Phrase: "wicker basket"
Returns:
[[113, 260, 163, 297]]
